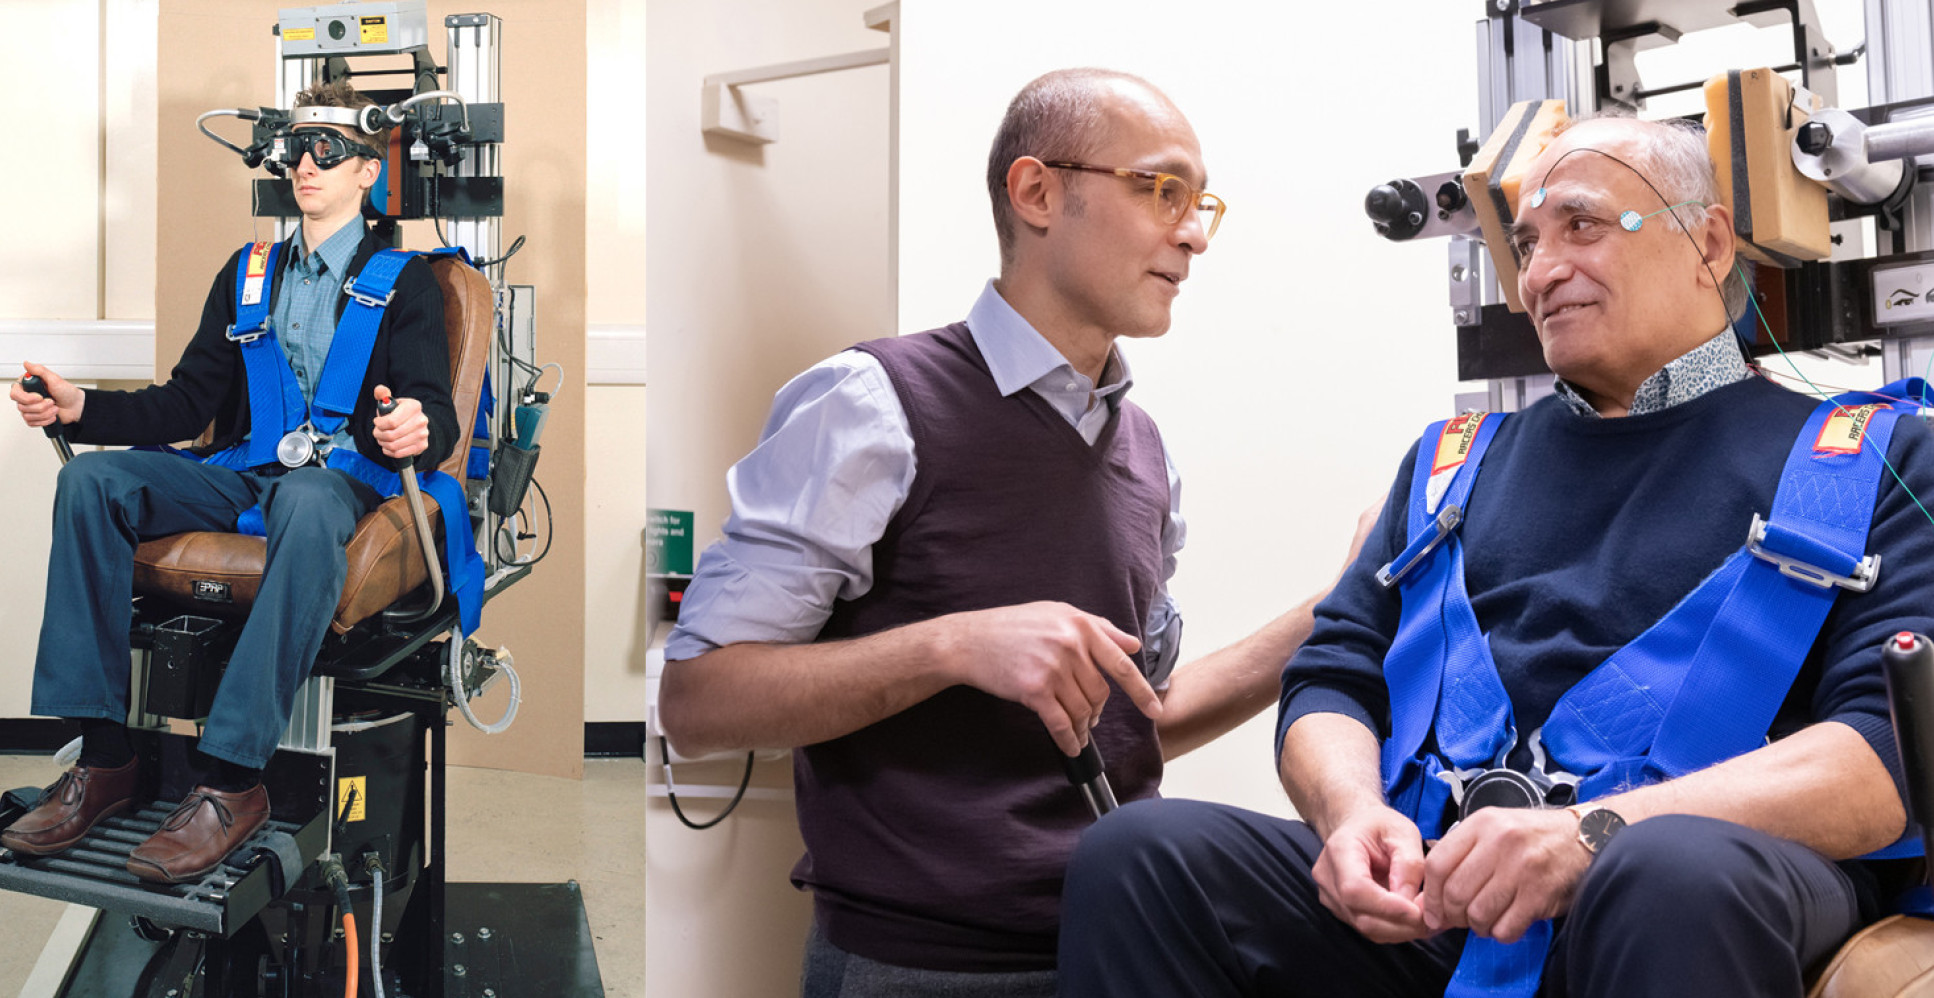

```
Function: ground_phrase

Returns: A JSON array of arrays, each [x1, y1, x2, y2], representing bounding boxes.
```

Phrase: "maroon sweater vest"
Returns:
[[793, 323, 1170, 972]]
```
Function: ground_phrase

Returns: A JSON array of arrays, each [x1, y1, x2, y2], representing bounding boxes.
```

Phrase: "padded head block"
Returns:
[[1460, 99, 1569, 314], [1704, 68, 1830, 267]]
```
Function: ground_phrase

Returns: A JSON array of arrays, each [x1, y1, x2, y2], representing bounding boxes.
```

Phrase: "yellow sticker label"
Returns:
[[337, 776, 368, 822], [1431, 413, 1487, 475], [360, 15, 389, 44], [1815, 404, 1883, 455], [283, 26, 316, 42], [240, 241, 273, 307]]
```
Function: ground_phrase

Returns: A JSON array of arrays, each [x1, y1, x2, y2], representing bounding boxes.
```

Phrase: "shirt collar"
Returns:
[[289, 220, 365, 278], [964, 279, 1134, 400], [1554, 330, 1752, 418]]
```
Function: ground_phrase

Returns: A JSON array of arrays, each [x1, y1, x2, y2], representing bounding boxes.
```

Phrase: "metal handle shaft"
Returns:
[[377, 395, 444, 623], [1062, 740, 1119, 820]]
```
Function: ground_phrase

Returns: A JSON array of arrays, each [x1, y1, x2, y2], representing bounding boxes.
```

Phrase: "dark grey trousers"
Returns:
[[802, 924, 1057, 998]]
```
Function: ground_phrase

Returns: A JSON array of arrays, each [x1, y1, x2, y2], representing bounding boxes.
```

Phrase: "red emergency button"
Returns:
[[1897, 632, 1917, 652]]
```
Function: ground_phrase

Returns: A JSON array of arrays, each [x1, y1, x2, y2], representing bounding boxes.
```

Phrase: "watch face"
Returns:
[[1579, 808, 1627, 853]]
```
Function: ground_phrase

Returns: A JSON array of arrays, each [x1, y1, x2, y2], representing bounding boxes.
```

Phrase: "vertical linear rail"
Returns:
[[446, 12, 509, 575]]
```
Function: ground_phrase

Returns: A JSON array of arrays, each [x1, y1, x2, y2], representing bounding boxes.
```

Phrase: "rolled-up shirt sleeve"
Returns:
[[664, 351, 917, 661]]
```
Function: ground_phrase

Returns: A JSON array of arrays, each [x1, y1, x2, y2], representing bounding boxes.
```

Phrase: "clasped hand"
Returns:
[[370, 384, 428, 459], [1314, 804, 1591, 945]]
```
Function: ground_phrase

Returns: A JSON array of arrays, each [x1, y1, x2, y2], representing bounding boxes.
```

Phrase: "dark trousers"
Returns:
[[33, 449, 379, 769], [1058, 799, 1867, 998], [802, 923, 1057, 998]]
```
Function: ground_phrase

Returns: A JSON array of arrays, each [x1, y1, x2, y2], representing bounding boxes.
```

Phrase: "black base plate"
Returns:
[[50, 881, 604, 998]]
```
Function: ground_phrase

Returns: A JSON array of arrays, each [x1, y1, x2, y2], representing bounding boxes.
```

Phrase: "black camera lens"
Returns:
[[327, 19, 348, 40]]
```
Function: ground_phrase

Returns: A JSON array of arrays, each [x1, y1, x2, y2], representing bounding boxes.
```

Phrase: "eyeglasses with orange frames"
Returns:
[[1040, 161, 1226, 240]]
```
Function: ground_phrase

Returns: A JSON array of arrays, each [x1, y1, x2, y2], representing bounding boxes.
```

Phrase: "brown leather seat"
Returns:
[[130, 254, 493, 635], [1808, 914, 1934, 998]]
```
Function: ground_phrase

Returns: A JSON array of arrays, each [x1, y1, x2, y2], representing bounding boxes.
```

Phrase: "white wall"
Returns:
[[642, 0, 891, 994], [0, 0, 157, 719]]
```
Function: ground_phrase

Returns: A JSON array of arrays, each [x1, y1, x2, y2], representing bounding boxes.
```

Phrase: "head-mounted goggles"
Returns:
[[264, 127, 382, 175]]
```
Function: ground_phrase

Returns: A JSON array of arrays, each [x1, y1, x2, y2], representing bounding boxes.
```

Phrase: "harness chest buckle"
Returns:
[[343, 276, 395, 309], [1745, 513, 1881, 592]]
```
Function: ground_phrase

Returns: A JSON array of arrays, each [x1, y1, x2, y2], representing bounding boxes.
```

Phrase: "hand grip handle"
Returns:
[[20, 375, 64, 440]]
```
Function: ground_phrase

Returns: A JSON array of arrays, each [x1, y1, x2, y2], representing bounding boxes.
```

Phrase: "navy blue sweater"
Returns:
[[1279, 376, 1934, 804]]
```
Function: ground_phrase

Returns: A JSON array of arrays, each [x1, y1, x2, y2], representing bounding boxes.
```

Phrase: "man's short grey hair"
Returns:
[[986, 68, 1158, 266], [1563, 112, 1750, 319]]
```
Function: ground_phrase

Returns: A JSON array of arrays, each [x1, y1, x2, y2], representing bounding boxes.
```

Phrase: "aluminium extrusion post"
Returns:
[[444, 12, 521, 579], [1470, 5, 1584, 410]]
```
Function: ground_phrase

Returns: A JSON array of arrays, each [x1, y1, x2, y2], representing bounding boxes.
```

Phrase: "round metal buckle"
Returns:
[[276, 429, 317, 468]]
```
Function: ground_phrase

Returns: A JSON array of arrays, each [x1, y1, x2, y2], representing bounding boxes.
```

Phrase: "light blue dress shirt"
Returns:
[[262, 221, 365, 453], [666, 281, 1188, 684]]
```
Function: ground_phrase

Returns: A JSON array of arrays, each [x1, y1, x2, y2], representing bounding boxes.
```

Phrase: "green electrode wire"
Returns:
[[1743, 261, 1934, 529]]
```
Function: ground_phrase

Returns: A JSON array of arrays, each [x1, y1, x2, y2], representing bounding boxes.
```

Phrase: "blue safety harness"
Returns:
[[168, 239, 483, 635], [1378, 382, 1922, 997]]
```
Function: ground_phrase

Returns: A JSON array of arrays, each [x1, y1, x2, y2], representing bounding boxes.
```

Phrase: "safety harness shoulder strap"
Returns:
[[224, 240, 304, 470]]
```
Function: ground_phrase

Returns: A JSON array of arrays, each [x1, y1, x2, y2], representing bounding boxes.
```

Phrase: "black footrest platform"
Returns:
[[0, 734, 330, 938], [0, 798, 322, 936]]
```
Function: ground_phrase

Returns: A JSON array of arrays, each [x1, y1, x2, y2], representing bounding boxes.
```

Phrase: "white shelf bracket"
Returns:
[[701, 46, 890, 144]]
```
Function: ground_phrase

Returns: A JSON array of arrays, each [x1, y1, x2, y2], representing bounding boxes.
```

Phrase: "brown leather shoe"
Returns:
[[0, 759, 141, 856], [126, 785, 270, 885]]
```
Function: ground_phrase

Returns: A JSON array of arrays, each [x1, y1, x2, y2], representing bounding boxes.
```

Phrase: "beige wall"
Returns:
[[643, 0, 891, 993]]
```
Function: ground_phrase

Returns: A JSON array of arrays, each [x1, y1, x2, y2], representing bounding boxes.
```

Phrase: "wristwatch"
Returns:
[[1565, 804, 1627, 856]]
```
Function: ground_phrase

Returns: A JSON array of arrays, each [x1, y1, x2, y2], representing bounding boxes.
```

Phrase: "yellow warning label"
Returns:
[[360, 15, 389, 45], [337, 776, 368, 822], [241, 241, 273, 306], [1815, 404, 1883, 455], [1431, 413, 1487, 475], [284, 27, 316, 42]]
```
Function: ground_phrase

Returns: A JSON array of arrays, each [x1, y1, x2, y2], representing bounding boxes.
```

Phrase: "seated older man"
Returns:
[[1055, 114, 1934, 998]]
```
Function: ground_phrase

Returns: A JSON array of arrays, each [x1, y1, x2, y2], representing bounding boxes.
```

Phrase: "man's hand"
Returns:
[[1312, 803, 1432, 943], [936, 601, 1162, 757], [1421, 806, 1591, 943], [12, 363, 83, 429], [371, 384, 428, 459]]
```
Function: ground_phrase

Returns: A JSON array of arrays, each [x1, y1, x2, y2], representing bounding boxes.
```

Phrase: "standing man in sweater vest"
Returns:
[[662, 69, 1366, 996], [3, 80, 453, 885], [1057, 116, 1934, 998]]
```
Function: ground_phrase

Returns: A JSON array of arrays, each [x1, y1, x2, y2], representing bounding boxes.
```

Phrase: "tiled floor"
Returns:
[[0, 755, 647, 997]]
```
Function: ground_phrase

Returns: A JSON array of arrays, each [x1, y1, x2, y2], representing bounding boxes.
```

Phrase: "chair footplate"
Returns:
[[0, 798, 318, 936]]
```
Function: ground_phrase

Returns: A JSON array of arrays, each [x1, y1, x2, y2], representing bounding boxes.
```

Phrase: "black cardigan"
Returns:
[[72, 226, 457, 472]]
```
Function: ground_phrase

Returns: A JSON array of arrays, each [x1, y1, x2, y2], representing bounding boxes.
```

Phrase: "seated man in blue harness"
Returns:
[[1055, 115, 1934, 998], [2, 80, 457, 884]]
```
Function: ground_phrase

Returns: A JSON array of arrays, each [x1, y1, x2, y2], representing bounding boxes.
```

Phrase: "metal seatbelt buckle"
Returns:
[[225, 322, 268, 345], [1377, 504, 1462, 589], [343, 276, 397, 309], [1746, 513, 1881, 592]]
